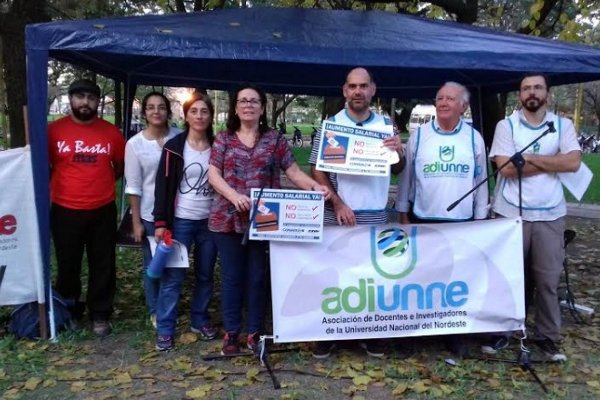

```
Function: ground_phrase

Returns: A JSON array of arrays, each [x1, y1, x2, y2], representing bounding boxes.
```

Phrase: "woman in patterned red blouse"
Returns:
[[208, 84, 331, 355]]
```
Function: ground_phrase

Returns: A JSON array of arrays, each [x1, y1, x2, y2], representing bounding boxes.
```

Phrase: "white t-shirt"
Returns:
[[175, 142, 214, 220], [490, 110, 580, 221], [124, 127, 181, 222], [396, 119, 488, 220]]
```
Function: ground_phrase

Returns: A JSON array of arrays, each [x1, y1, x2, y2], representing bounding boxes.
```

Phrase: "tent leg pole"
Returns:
[[38, 302, 48, 339]]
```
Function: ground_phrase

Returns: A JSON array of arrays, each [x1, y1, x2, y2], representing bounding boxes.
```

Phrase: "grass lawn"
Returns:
[[568, 154, 600, 204], [293, 148, 600, 205]]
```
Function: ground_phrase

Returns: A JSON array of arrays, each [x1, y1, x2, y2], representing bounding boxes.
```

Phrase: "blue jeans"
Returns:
[[142, 219, 159, 316], [212, 232, 268, 334], [156, 218, 217, 336]]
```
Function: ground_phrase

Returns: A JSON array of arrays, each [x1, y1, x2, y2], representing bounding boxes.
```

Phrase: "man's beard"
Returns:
[[71, 106, 97, 121], [522, 96, 546, 113], [347, 98, 369, 114]]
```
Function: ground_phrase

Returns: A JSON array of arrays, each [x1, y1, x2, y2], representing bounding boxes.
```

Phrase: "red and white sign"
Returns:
[[0, 146, 45, 305]]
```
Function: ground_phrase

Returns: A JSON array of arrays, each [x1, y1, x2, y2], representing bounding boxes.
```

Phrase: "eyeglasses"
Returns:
[[237, 98, 261, 106], [520, 85, 546, 92], [145, 105, 168, 112]]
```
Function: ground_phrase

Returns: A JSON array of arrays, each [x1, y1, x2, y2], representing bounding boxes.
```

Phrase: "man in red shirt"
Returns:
[[48, 79, 125, 337]]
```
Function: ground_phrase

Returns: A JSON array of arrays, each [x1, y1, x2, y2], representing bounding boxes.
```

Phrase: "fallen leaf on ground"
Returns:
[[114, 372, 132, 384], [70, 381, 86, 392], [352, 375, 372, 386], [23, 377, 42, 390], [179, 332, 198, 344], [246, 367, 260, 380], [411, 380, 429, 393], [392, 383, 408, 395]]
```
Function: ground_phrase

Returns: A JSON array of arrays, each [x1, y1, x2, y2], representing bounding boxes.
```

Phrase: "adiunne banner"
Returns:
[[270, 218, 525, 343], [0, 146, 45, 305]]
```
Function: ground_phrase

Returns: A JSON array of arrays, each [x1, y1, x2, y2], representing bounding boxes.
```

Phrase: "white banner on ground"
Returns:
[[270, 218, 525, 343], [0, 146, 45, 305]]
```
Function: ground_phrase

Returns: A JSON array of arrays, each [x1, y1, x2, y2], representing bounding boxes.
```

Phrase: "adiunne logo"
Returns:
[[377, 228, 409, 257], [532, 142, 541, 154], [370, 226, 417, 279], [439, 145, 455, 162], [424, 145, 470, 174], [320, 225, 469, 314]]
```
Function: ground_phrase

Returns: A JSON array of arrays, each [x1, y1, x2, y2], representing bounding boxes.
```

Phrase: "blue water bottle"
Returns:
[[146, 230, 173, 279]]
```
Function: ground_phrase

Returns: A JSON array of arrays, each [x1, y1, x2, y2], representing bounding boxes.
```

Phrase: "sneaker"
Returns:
[[481, 336, 509, 355], [92, 320, 111, 337], [247, 332, 260, 353], [312, 341, 335, 359], [191, 324, 217, 340], [221, 332, 240, 355], [360, 340, 385, 358], [149, 314, 157, 329], [535, 339, 567, 362], [155, 335, 174, 352]]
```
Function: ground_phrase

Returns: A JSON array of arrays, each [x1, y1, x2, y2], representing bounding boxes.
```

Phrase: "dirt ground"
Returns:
[[1, 216, 599, 400]]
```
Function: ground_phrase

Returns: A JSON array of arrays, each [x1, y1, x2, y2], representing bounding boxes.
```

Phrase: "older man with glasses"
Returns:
[[395, 81, 489, 357]]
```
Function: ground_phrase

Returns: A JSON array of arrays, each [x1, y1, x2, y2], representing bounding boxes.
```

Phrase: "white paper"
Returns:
[[249, 188, 325, 243], [381, 145, 400, 164], [558, 162, 593, 201], [315, 121, 394, 176], [147, 237, 189, 268]]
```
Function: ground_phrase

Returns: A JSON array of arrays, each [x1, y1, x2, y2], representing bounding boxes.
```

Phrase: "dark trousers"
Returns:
[[212, 232, 268, 334], [51, 202, 117, 321]]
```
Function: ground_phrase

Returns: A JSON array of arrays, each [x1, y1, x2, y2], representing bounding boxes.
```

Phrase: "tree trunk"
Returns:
[[322, 97, 345, 120], [271, 94, 298, 130], [113, 80, 122, 133], [0, 38, 7, 145], [3, 30, 27, 147], [396, 106, 412, 133], [479, 92, 505, 151], [0, 0, 49, 148]]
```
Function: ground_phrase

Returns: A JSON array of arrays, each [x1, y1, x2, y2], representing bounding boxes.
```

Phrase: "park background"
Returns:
[[1, 1, 600, 399]]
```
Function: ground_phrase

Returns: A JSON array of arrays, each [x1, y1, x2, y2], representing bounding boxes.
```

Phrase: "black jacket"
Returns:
[[153, 131, 188, 230]]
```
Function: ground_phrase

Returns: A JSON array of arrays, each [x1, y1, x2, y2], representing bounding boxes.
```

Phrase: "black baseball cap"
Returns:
[[68, 79, 101, 97]]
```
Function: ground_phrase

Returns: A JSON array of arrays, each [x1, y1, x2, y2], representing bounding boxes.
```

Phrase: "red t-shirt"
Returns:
[[48, 116, 125, 209]]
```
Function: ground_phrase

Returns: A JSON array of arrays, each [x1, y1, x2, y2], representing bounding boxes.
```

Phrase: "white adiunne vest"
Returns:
[[500, 112, 563, 210], [412, 120, 477, 220]]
